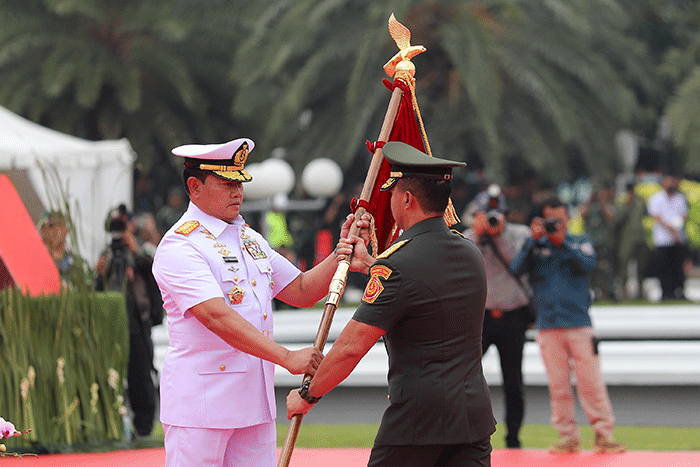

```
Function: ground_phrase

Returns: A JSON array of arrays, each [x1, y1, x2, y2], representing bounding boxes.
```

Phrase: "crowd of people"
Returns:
[[464, 174, 692, 303], [128, 159, 696, 307]]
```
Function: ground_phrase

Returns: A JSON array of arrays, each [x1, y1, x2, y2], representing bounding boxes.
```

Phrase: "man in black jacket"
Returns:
[[96, 204, 159, 438], [287, 142, 495, 467]]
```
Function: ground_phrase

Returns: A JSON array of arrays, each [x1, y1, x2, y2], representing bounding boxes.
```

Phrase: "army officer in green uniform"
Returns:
[[287, 142, 496, 467]]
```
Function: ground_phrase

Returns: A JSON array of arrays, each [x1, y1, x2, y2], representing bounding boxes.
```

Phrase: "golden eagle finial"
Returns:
[[383, 13, 426, 78]]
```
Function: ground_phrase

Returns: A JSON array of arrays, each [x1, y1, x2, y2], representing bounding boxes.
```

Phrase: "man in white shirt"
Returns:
[[647, 173, 689, 300]]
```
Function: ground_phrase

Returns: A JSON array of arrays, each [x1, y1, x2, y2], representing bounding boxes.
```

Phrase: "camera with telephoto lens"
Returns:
[[106, 204, 130, 235], [544, 217, 559, 234], [486, 210, 502, 227], [102, 204, 133, 291]]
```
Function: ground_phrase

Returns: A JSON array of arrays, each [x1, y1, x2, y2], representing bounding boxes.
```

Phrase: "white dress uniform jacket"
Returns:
[[153, 202, 300, 429]]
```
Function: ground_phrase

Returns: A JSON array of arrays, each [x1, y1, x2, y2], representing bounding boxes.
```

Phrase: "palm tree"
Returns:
[[231, 0, 657, 184], [659, 3, 700, 174], [0, 0, 249, 174]]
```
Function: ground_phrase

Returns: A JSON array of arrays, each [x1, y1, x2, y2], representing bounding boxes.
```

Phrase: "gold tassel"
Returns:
[[405, 75, 461, 227], [366, 213, 379, 258]]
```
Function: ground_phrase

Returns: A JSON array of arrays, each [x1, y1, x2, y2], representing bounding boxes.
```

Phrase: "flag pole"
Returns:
[[277, 14, 424, 467], [276, 86, 403, 467]]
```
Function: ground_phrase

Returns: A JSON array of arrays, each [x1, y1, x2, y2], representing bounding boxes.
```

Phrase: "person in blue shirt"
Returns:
[[511, 196, 625, 454]]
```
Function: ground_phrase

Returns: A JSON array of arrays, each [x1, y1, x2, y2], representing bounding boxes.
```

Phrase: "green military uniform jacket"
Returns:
[[353, 216, 496, 446]]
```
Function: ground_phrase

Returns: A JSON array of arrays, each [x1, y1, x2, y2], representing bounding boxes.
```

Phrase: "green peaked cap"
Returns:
[[380, 142, 466, 191]]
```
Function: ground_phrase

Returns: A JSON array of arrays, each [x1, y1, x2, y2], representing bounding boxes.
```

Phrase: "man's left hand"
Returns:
[[340, 214, 371, 244], [286, 389, 312, 419]]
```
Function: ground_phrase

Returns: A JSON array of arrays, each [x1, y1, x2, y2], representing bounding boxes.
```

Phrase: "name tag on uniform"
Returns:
[[223, 256, 239, 263]]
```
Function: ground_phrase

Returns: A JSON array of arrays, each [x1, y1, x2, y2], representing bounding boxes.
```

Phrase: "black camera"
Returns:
[[544, 218, 559, 234], [106, 204, 130, 234], [486, 210, 502, 227]]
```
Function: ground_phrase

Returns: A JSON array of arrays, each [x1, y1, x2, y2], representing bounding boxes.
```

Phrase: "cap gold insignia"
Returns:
[[175, 220, 200, 236], [198, 142, 249, 172], [227, 286, 245, 305], [234, 142, 249, 167], [381, 177, 398, 190], [362, 264, 392, 304]]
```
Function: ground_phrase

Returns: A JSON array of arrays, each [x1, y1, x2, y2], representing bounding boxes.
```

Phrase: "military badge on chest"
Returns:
[[228, 286, 245, 305], [242, 238, 267, 260]]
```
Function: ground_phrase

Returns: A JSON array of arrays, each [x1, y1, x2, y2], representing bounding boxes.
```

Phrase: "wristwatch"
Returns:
[[298, 380, 322, 404]]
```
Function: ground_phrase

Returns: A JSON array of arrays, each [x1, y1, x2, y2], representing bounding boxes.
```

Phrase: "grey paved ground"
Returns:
[[275, 385, 700, 426]]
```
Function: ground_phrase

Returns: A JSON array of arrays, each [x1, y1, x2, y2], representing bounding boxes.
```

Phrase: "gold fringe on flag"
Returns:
[[400, 72, 461, 227]]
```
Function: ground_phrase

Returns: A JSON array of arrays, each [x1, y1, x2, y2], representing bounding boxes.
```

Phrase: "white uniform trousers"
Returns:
[[164, 421, 276, 467]]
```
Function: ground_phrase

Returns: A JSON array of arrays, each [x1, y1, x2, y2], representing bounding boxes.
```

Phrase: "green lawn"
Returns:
[[276, 424, 700, 451], [141, 422, 699, 451]]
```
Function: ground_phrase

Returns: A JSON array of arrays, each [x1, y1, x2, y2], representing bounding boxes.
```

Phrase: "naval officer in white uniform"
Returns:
[[153, 138, 348, 467]]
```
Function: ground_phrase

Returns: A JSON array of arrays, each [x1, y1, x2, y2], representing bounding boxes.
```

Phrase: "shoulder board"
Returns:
[[376, 238, 411, 260], [450, 229, 466, 238], [175, 220, 200, 236]]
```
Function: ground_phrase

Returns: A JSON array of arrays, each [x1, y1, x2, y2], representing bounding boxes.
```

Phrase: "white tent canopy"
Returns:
[[0, 105, 136, 265]]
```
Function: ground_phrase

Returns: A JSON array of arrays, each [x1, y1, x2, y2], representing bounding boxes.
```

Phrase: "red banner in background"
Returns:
[[0, 175, 60, 296]]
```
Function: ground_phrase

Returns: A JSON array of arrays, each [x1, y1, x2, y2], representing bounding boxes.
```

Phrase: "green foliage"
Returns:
[[658, 2, 700, 174], [0, 288, 129, 453], [232, 0, 655, 184], [2, 0, 700, 185], [0, 0, 248, 174]]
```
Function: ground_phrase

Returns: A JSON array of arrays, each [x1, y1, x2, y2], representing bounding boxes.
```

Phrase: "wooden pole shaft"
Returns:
[[276, 85, 404, 467]]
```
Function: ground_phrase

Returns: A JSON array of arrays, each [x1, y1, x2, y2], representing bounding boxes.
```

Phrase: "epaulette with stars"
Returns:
[[174, 220, 200, 236]]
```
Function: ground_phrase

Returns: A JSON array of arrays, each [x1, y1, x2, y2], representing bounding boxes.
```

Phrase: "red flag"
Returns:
[[363, 78, 425, 254]]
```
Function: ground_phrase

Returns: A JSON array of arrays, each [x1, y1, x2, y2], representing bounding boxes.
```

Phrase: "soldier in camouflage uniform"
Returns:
[[580, 183, 617, 300], [614, 182, 650, 299]]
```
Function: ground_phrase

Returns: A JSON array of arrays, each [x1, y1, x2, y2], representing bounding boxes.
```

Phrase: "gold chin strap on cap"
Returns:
[[198, 163, 244, 171]]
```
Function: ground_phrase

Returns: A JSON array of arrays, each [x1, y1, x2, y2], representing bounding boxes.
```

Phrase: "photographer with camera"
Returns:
[[95, 204, 160, 439], [464, 184, 532, 449], [511, 196, 625, 454]]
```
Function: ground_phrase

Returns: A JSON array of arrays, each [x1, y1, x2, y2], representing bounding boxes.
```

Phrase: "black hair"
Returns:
[[398, 178, 452, 214], [541, 196, 565, 211], [182, 167, 210, 195]]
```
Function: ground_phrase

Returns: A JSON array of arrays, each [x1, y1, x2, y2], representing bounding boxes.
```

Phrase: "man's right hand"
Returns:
[[530, 217, 546, 241], [337, 235, 375, 274], [283, 347, 323, 376], [472, 212, 489, 238]]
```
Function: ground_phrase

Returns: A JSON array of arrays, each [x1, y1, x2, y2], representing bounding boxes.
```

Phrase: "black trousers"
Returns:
[[127, 325, 156, 437], [368, 437, 492, 467], [482, 306, 529, 448], [654, 244, 688, 299]]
